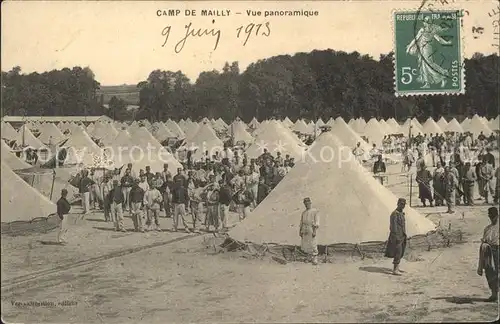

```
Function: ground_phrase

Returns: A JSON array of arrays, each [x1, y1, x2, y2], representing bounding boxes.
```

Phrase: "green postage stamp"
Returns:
[[393, 10, 464, 96]]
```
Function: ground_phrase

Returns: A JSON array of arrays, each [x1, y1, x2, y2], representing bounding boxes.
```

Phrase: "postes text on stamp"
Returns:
[[394, 10, 464, 97]]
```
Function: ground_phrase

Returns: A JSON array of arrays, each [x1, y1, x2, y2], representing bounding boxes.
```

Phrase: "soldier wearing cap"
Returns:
[[56, 189, 71, 245], [299, 197, 320, 265], [108, 179, 126, 232], [477, 207, 499, 302], [385, 198, 407, 275]]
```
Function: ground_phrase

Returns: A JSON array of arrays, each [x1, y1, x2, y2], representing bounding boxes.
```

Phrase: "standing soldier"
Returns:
[[120, 168, 134, 212], [416, 164, 433, 207], [204, 175, 221, 233], [385, 198, 407, 276], [461, 162, 477, 206], [187, 178, 203, 234], [56, 189, 71, 245], [443, 166, 457, 214], [78, 169, 94, 216], [299, 197, 320, 265], [143, 183, 163, 232], [171, 177, 191, 233], [479, 157, 495, 204], [101, 176, 113, 222], [130, 179, 145, 232], [108, 180, 126, 232], [477, 207, 499, 302]]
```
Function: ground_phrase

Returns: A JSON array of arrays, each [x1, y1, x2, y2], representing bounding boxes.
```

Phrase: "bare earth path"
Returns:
[[1, 168, 499, 323]]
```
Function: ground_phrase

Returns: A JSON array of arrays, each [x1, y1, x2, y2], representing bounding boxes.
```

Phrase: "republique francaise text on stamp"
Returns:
[[394, 10, 465, 97]]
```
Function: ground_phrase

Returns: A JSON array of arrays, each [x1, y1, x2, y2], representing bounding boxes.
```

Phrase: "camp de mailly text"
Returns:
[[156, 9, 320, 17]]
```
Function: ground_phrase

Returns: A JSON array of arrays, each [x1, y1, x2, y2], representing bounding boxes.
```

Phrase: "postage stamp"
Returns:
[[393, 10, 465, 97]]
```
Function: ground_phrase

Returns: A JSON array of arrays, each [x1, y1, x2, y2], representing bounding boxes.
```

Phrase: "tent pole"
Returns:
[[409, 173, 413, 207], [49, 169, 56, 200]]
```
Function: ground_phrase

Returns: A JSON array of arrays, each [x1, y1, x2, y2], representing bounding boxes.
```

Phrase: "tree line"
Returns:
[[1, 50, 498, 123]]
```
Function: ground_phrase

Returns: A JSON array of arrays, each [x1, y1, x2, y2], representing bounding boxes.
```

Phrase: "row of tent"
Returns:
[[1, 126, 438, 245], [1, 114, 498, 171]]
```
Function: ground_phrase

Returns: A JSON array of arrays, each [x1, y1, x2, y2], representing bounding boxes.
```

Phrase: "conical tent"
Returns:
[[105, 129, 181, 173], [464, 115, 492, 136], [489, 117, 499, 131], [129, 126, 165, 149], [402, 118, 424, 135], [461, 117, 471, 129], [231, 121, 254, 144], [363, 118, 386, 146], [249, 117, 260, 129], [217, 118, 228, 128], [292, 119, 314, 134], [316, 118, 325, 127], [245, 121, 305, 160], [1, 122, 18, 141], [184, 122, 201, 141], [165, 119, 186, 138], [141, 119, 153, 131], [37, 123, 66, 145], [1, 140, 31, 170], [86, 123, 96, 134], [101, 128, 132, 148], [15, 166, 79, 203], [212, 119, 227, 132], [444, 118, 464, 133], [379, 119, 395, 135], [1, 162, 56, 223], [387, 118, 402, 134], [437, 117, 448, 130], [152, 122, 176, 142], [91, 122, 119, 139], [186, 122, 224, 160], [283, 117, 294, 128], [60, 127, 103, 166], [422, 117, 444, 135], [15, 126, 47, 150], [331, 118, 371, 155], [347, 118, 359, 132], [229, 132, 436, 245]]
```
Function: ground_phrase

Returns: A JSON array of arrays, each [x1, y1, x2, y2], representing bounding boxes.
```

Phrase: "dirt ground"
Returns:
[[1, 163, 499, 323]]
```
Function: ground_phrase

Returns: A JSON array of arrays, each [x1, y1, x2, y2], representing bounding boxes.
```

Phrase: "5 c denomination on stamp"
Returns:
[[394, 10, 465, 97]]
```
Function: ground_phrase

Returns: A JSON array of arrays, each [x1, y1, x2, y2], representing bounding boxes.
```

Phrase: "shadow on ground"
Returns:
[[358, 266, 393, 274], [38, 240, 63, 246], [85, 218, 107, 222], [432, 296, 490, 304]]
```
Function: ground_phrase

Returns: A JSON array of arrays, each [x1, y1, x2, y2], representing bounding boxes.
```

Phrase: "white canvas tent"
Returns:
[[1, 140, 31, 170], [1, 122, 18, 141], [1, 162, 56, 223], [444, 118, 464, 133], [246, 120, 305, 160], [165, 119, 186, 139], [330, 118, 371, 157], [229, 131, 436, 245], [15, 126, 47, 150], [185, 122, 224, 161], [230, 121, 254, 144], [422, 117, 444, 135], [37, 123, 66, 145], [362, 118, 386, 146]]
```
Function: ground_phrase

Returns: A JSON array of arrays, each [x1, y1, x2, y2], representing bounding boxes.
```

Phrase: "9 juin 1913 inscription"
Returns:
[[394, 10, 464, 97]]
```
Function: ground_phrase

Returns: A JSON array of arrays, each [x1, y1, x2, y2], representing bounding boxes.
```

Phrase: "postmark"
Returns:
[[393, 10, 465, 96]]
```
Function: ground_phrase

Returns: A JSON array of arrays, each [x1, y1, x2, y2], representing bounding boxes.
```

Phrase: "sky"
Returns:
[[2, 0, 498, 85]]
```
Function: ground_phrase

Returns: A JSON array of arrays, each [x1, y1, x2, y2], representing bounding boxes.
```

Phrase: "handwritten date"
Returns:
[[161, 21, 271, 53], [236, 22, 271, 46]]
